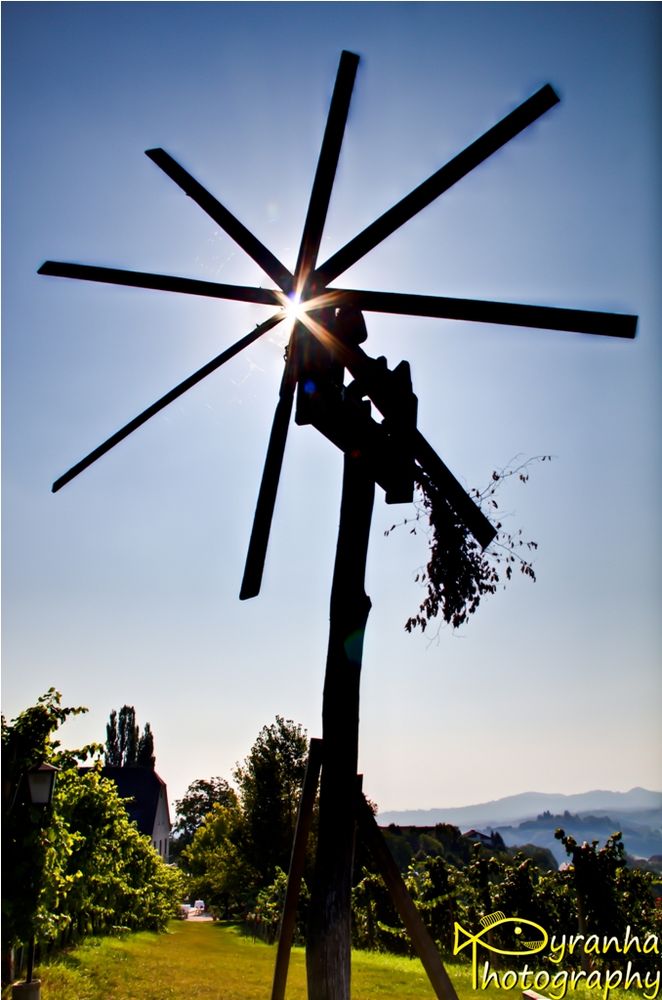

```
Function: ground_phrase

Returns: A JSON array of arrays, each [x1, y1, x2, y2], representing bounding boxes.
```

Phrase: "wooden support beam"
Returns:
[[271, 738, 323, 1000], [356, 793, 461, 1000]]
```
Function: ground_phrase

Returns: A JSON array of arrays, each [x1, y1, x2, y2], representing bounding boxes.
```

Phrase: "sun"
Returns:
[[284, 290, 306, 324]]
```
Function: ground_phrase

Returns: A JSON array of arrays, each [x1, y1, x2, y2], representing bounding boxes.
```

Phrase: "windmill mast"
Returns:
[[39, 49, 637, 1000]]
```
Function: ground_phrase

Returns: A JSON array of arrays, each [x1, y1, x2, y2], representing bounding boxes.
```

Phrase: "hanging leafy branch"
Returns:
[[385, 455, 551, 632]]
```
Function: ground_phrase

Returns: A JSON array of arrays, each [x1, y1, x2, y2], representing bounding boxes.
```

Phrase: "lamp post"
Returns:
[[12, 763, 58, 1000]]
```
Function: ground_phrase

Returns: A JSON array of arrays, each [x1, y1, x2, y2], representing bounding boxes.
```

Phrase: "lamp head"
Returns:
[[27, 763, 58, 807]]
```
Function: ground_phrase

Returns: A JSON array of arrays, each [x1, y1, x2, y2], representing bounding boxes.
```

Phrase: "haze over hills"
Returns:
[[378, 788, 662, 862], [377, 787, 661, 828]]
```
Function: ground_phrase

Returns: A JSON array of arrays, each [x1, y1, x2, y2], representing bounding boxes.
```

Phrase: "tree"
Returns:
[[118, 705, 138, 765], [233, 716, 309, 886], [105, 710, 120, 766], [170, 719, 310, 908], [171, 777, 238, 857], [104, 705, 156, 768], [181, 802, 253, 918], [136, 722, 155, 769]]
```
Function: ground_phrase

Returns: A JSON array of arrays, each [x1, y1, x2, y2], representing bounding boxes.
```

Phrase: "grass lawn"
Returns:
[[11, 921, 639, 1000]]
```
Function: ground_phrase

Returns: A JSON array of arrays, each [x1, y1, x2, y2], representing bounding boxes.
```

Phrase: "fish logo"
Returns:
[[453, 911, 549, 988]]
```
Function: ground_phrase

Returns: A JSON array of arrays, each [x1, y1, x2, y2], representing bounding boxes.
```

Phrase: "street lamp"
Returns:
[[26, 764, 57, 809], [12, 764, 58, 1000]]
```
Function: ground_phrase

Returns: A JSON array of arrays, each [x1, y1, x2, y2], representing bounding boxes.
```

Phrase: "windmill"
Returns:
[[39, 50, 636, 1000]]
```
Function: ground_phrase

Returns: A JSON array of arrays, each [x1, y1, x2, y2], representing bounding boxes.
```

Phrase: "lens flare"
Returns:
[[285, 291, 305, 324]]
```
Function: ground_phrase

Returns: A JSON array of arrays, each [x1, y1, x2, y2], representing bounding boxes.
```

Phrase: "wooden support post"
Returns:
[[356, 793, 461, 1000], [271, 738, 323, 1000], [306, 449, 375, 1000]]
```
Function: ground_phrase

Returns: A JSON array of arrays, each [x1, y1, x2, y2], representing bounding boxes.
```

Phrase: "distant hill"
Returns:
[[496, 809, 662, 865], [378, 787, 662, 828]]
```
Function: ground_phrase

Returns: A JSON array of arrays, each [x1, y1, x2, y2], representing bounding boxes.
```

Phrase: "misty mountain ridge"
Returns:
[[377, 787, 661, 828], [378, 787, 662, 865]]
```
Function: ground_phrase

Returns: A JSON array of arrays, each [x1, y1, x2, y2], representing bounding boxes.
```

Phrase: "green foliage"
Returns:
[[43, 767, 184, 941], [382, 823, 477, 868], [2, 689, 91, 951], [171, 776, 238, 857], [352, 828, 660, 969], [489, 853, 550, 929], [2, 690, 182, 971], [407, 855, 463, 950], [181, 802, 254, 918], [233, 716, 309, 886], [249, 867, 309, 945], [381, 829, 414, 870], [508, 842, 558, 871], [176, 717, 311, 917], [555, 828, 627, 937], [553, 828, 660, 971], [352, 869, 401, 953]]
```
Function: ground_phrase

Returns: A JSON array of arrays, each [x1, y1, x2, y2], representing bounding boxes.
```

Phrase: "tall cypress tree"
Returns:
[[105, 709, 121, 766], [136, 722, 156, 769], [104, 706, 155, 767], [118, 706, 138, 766]]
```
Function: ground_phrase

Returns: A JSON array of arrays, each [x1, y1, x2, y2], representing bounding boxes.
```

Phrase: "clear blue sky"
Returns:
[[2, 2, 660, 815]]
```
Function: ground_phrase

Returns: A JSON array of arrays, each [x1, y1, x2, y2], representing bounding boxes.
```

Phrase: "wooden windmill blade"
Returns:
[[239, 51, 360, 601], [145, 148, 293, 292], [38, 261, 284, 307], [239, 380, 297, 601], [314, 84, 560, 287], [292, 50, 360, 290], [322, 287, 638, 339], [51, 312, 284, 493]]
